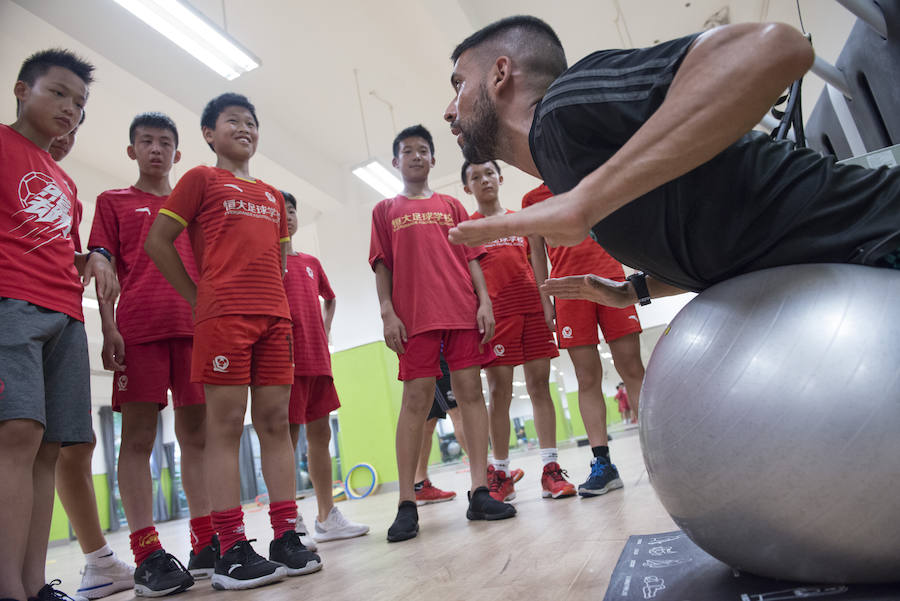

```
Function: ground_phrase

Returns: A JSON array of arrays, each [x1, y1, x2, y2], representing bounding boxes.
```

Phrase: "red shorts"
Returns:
[[289, 375, 341, 425], [112, 338, 204, 411], [555, 297, 642, 349], [398, 329, 495, 381], [486, 312, 559, 367], [192, 315, 294, 386], [618, 400, 631, 412]]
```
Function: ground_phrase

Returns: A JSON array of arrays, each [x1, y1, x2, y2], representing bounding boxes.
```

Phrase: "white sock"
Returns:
[[493, 458, 510, 475], [540, 447, 559, 466], [84, 543, 114, 566]]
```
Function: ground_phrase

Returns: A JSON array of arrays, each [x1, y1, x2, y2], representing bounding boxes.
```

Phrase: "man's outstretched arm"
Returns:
[[450, 23, 814, 248], [541, 274, 687, 308]]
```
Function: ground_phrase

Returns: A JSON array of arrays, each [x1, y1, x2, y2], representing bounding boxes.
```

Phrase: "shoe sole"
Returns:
[[415, 497, 455, 506], [211, 566, 286, 590], [466, 506, 517, 521], [188, 568, 214, 580], [386, 524, 419, 542], [312, 527, 370, 542], [578, 478, 624, 497], [274, 559, 323, 576], [134, 580, 194, 598], [78, 579, 135, 599], [542, 487, 577, 499]]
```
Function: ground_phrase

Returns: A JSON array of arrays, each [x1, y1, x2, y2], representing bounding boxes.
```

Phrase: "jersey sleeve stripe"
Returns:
[[159, 208, 188, 227]]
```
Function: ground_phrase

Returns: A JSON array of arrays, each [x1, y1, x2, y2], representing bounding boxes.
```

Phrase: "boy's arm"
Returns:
[[144, 214, 197, 308], [541, 273, 687, 307], [322, 297, 335, 341], [374, 261, 406, 354], [74, 250, 119, 303], [280, 241, 288, 277], [468, 259, 495, 346], [527, 234, 555, 332], [97, 257, 126, 371]]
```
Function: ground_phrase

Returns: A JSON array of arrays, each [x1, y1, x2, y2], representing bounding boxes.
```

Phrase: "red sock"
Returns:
[[189, 514, 215, 555], [268, 500, 297, 540], [211, 507, 246, 556], [130, 526, 163, 566]]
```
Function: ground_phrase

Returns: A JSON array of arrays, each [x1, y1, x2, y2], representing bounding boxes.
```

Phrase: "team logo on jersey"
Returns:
[[224, 183, 243, 192], [117, 374, 128, 391], [11, 171, 72, 254], [493, 344, 505, 357], [213, 355, 230, 372], [306, 266, 315, 279], [628, 315, 639, 322], [135, 207, 151, 216], [561, 326, 573, 339], [265, 191, 276, 204]]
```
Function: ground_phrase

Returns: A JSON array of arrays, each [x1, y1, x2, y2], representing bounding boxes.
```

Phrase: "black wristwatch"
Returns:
[[88, 247, 113, 263], [626, 272, 651, 306]]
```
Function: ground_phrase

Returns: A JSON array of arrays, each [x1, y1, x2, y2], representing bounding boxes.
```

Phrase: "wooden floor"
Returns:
[[47, 429, 676, 601]]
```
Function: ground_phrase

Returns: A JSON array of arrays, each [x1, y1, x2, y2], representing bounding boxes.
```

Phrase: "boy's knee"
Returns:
[[0, 419, 45, 455]]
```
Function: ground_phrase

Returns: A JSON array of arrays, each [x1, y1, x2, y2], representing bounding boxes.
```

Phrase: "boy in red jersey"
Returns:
[[0, 49, 118, 601], [369, 124, 516, 543], [145, 93, 318, 591], [522, 183, 645, 498], [282, 191, 369, 546], [462, 161, 576, 502], [88, 112, 218, 596]]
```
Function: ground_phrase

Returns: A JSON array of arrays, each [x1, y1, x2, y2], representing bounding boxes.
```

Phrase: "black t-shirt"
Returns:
[[530, 34, 900, 291]]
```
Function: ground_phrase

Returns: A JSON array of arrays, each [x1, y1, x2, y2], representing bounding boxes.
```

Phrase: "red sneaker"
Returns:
[[511, 468, 524, 483], [541, 462, 577, 499], [487, 465, 516, 502], [415, 480, 456, 505]]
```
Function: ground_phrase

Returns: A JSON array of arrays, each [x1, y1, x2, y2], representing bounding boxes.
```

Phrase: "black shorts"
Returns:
[[427, 355, 457, 420]]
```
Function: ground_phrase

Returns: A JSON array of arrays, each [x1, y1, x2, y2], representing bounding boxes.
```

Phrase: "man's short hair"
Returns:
[[460, 159, 502, 186], [200, 92, 258, 151], [129, 112, 179, 147], [392, 124, 434, 158], [451, 16, 567, 83], [281, 190, 297, 210], [16, 48, 95, 113]]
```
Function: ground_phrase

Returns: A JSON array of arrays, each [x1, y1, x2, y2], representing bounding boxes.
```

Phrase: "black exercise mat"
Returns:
[[603, 531, 899, 601]]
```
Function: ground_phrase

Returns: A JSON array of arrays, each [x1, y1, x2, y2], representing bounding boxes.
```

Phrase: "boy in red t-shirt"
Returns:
[[145, 93, 318, 590], [88, 112, 218, 596], [369, 125, 516, 542], [281, 191, 369, 545], [522, 183, 645, 498], [0, 49, 119, 601], [462, 161, 576, 502]]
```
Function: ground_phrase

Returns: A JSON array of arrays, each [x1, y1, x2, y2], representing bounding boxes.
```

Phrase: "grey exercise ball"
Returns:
[[640, 264, 900, 583]]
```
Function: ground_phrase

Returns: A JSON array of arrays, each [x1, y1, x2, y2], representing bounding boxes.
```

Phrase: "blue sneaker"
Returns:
[[578, 457, 624, 497]]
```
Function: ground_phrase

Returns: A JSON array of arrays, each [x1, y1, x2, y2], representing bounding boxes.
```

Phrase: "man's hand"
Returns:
[[84, 252, 120, 303], [101, 327, 126, 371], [382, 310, 408, 354], [476, 301, 495, 347], [449, 190, 592, 248], [541, 274, 635, 308], [541, 296, 556, 332]]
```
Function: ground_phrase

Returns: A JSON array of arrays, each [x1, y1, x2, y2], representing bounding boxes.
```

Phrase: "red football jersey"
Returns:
[[89, 187, 197, 344], [470, 209, 543, 317], [160, 166, 290, 324], [521, 184, 624, 279], [284, 253, 334, 376], [369, 193, 485, 337], [0, 125, 83, 320]]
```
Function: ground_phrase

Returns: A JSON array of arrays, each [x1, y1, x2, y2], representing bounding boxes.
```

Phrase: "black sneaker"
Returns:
[[28, 579, 77, 601], [133, 550, 193, 597], [466, 486, 517, 521], [386, 500, 419, 542], [269, 531, 322, 576], [211, 540, 286, 590], [187, 535, 219, 579]]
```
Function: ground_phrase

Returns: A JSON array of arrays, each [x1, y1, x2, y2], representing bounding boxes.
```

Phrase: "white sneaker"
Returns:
[[312, 506, 370, 542], [77, 554, 135, 599], [294, 513, 318, 552]]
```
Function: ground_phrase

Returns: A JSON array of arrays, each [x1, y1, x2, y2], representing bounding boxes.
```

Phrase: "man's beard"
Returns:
[[460, 83, 500, 164]]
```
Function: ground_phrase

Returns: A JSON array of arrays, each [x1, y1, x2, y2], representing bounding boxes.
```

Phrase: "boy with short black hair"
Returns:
[[145, 92, 319, 591], [369, 124, 515, 543], [1, 48, 118, 601], [88, 111, 217, 596], [282, 191, 369, 545]]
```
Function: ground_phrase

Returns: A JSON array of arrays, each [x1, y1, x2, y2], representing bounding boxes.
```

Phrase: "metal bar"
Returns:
[[836, 0, 888, 39], [811, 56, 853, 99]]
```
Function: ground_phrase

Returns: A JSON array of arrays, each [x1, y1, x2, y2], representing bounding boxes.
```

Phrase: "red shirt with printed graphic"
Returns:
[[522, 184, 625, 280], [369, 193, 485, 337], [470, 209, 543, 318], [284, 252, 334, 376], [89, 187, 197, 344], [0, 125, 84, 320], [160, 166, 290, 324]]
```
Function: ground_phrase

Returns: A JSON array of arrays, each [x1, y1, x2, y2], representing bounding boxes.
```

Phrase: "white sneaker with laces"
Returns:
[[77, 555, 135, 599], [294, 513, 318, 552], [312, 506, 370, 542]]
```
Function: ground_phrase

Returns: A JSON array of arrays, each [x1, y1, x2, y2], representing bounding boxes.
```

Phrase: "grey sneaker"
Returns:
[[294, 513, 317, 552], [312, 506, 370, 542]]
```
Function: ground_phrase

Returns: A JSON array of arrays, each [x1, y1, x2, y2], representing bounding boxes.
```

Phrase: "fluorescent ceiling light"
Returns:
[[352, 160, 402, 198], [113, 0, 260, 80]]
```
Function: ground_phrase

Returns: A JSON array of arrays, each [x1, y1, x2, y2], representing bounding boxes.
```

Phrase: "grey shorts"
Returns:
[[0, 298, 92, 443]]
